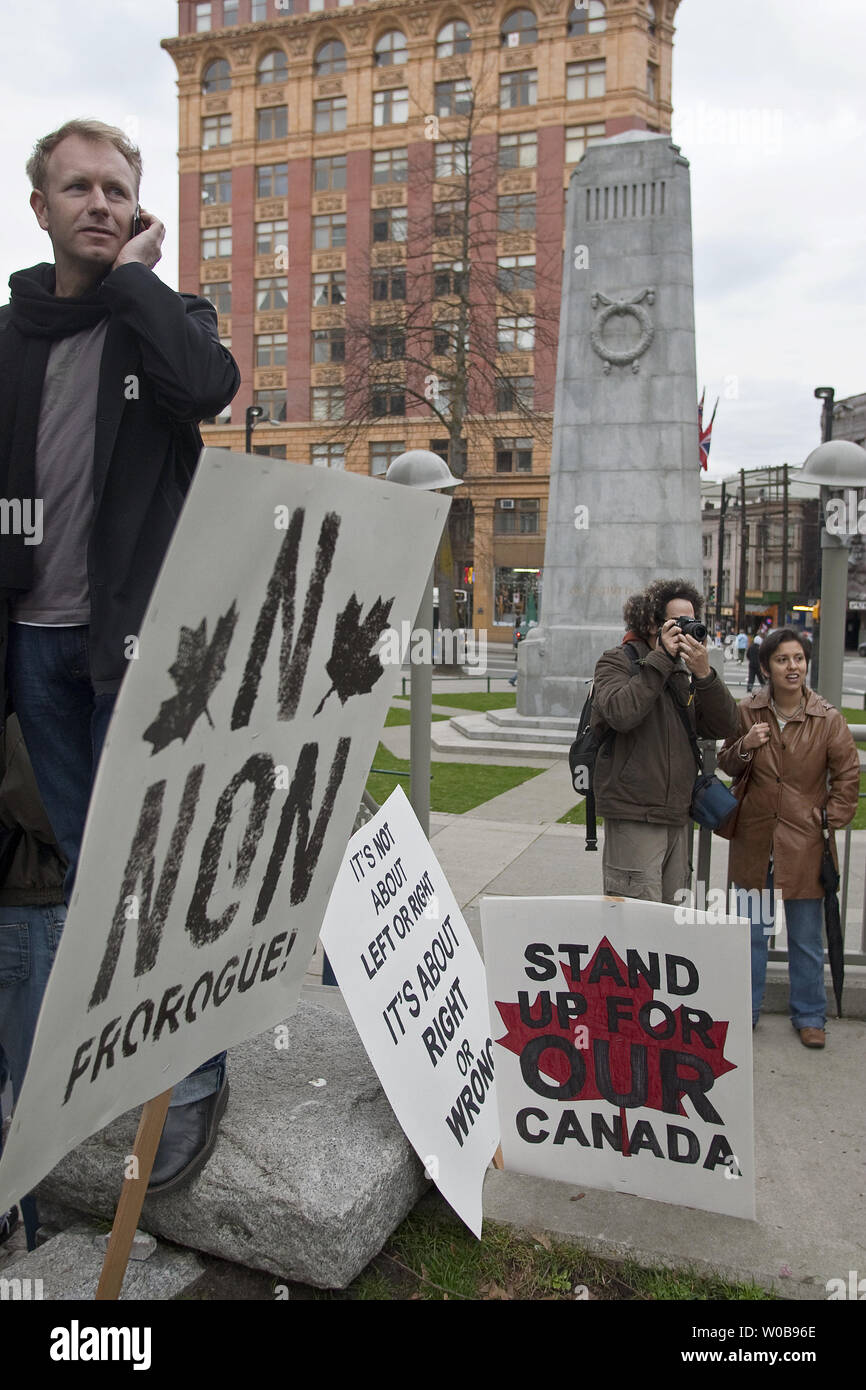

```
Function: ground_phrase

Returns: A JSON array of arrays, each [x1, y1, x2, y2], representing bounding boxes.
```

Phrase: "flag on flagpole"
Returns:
[[699, 389, 718, 470]]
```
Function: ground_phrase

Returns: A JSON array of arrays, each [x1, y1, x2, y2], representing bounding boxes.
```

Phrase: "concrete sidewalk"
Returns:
[[306, 755, 866, 1299]]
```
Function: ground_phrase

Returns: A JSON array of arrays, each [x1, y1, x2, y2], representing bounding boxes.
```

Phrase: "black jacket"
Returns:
[[0, 715, 65, 906], [0, 263, 240, 703]]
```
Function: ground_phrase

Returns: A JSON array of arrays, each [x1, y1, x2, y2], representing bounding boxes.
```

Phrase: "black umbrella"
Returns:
[[819, 807, 845, 1019]]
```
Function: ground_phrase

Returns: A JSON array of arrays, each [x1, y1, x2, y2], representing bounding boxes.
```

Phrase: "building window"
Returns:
[[223, 0, 239, 24], [434, 140, 471, 178], [430, 437, 468, 476], [497, 315, 535, 352], [432, 320, 468, 356], [255, 219, 288, 254], [371, 266, 406, 301], [565, 122, 606, 163], [647, 62, 658, 101], [435, 79, 472, 118], [495, 437, 533, 472], [252, 0, 268, 19], [255, 277, 288, 311], [372, 386, 406, 417], [312, 327, 345, 362], [497, 254, 535, 291], [567, 1, 607, 36], [501, 8, 537, 47], [498, 192, 535, 232], [202, 226, 232, 260], [647, 1, 657, 36], [314, 96, 347, 133], [256, 163, 288, 198], [253, 445, 288, 457], [498, 131, 537, 169], [256, 332, 287, 366], [257, 48, 288, 84], [567, 59, 606, 100], [372, 147, 408, 184], [312, 213, 346, 249], [257, 106, 288, 141], [311, 386, 345, 419], [434, 261, 467, 297], [311, 443, 346, 469], [496, 375, 534, 411], [313, 155, 346, 191], [254, 388, 287, 421], [374, 29, 407, 66], [315, 40, 346, 75], [202, 59, 230, 94], [202, 280, 231, 313], [195, 2, 212, 32], [313, 270, 346, 305], [436, 20, 471, 58], [434, 199, 466, 238], [500, 70, 537, 109], [373, 88, 409, 126], [370, 440, 405, 476], [371, 325, 405, 360], [494, 497, 539, 533], [702, 533, 712, 559], [202, 169, 232, 204], [202, 114, 232, 149], [371, 206, 407, 242]]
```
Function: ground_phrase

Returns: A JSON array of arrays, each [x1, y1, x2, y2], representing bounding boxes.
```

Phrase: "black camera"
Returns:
[[674, 616, 707, 641]]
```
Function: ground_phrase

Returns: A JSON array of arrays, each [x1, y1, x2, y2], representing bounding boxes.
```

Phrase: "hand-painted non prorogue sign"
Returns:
[[0, 449, 448, 1213], [481, 896, 755, 1219], [320, 787, 499, 1237]]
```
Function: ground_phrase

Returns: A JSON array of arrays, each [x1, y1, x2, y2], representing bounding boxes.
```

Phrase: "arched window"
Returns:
[[315, 39, 346, 75], [567, 2, 607, 37], [437, 19, 471, 58], [202, 59, 231, 94], [374, 30, 408, 66], [647, 2, 657, 36], [501, 8, 537, 47], [257, 48, 288, 84]]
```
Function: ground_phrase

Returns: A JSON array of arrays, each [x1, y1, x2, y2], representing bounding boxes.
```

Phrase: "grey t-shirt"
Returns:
[[10, 320, 108, 625]]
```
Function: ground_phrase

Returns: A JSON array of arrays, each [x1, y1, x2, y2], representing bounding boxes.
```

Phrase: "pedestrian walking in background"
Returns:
[[736, 629, 748, 662], [746, 638, 765, 694]]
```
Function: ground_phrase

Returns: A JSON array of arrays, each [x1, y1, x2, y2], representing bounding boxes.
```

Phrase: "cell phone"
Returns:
[[132, 204, 142, 237]]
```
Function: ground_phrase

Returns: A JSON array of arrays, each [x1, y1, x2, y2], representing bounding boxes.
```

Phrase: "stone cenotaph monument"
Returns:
[[520, 133, 702, 718]]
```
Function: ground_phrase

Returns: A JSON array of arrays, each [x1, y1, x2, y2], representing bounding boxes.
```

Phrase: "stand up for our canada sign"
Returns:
[[321, 787, 499, 1236], [0, 450, 447, 1216]]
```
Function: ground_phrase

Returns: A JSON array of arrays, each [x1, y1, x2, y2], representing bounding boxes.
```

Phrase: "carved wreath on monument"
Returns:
[[589, 288, 656, 373]]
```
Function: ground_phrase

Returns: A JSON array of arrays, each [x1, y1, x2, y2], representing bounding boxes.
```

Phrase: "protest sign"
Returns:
[[0, 449, 448, 1213], [481, 896, 755, 1220], [320, 786, 498, 1236]]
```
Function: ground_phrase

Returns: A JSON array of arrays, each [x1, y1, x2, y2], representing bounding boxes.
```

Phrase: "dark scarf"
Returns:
[[0, 263, 110, 593]]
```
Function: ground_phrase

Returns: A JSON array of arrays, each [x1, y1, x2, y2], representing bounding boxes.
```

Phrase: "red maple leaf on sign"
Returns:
[[494, 937, 737, 1156]]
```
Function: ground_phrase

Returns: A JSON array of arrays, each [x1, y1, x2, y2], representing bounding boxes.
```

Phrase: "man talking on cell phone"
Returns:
[[0, 119, 240, 1190]]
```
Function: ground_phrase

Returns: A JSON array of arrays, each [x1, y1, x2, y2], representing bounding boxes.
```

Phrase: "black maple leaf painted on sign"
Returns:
[[142, 603, 239, 755], [314, 593, 394, 716]]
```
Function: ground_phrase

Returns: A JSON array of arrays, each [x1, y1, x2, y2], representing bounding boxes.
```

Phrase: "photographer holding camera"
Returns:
[[591, 578, 739, 903]]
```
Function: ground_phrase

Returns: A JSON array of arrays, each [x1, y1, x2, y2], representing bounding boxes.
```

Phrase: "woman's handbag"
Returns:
[[669, 691, 740, 832]]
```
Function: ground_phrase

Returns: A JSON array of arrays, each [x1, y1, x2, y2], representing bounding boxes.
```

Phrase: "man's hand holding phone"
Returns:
[[112, 204, 165, 273]]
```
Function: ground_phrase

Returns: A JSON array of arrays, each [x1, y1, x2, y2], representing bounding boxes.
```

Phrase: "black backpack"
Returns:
[[568, 642, 639, 852]]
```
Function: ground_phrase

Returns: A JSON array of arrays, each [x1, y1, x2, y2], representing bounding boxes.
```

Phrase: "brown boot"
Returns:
[[798, 1027, 825, 1049]]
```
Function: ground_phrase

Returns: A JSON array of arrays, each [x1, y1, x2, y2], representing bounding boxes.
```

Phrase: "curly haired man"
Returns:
[[591, 579, 739, 903]]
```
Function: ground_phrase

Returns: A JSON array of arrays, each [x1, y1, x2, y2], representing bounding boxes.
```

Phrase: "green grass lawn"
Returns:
[[384, 706, 450, 727], [394, 692, 517, 713], [296, 1191, 773, 1301], [366, 741, 543, 813]]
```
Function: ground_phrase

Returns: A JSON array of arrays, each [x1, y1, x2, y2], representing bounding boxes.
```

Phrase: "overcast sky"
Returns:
[[2, 0, 863, 476]]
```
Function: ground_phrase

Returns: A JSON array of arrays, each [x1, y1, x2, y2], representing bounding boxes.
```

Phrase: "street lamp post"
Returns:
[[385, 450, 463, 836], [245, 405, 263, 454], [798, 437, 866, 711]]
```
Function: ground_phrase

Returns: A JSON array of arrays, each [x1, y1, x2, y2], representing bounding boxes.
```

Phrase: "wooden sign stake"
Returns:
[[492, 1144, 505, 1170], [94, 1088, 172, 1300]]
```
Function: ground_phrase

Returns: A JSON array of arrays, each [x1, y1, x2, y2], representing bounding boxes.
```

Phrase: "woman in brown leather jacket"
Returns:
[[717, 628, 859, 1048]]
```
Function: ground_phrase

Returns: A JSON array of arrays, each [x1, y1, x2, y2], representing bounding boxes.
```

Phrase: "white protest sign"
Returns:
[[0, 449, 448, 1213], [482, 896, 755, 1220], [320, 786, 498, 1236]]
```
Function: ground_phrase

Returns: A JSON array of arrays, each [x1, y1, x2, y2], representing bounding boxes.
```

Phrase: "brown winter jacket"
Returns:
[[716, 685, 860, 899], [592, 637, 740, 825]]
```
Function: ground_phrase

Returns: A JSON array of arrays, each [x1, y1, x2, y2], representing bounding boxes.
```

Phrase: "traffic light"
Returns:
[[708, 584, 716, 604]]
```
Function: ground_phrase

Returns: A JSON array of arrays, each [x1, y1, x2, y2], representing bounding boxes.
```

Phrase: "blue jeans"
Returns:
[[737, 870, 826, 1029], [0, 903, 66, 1107], [5, 623, 224, 1106]]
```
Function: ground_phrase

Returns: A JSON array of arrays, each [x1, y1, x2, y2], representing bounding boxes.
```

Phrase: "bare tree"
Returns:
[[330, 84, 558, 640]]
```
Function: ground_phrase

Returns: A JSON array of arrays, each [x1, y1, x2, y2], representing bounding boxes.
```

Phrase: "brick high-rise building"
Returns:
[[162, 0, 679, 642]]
